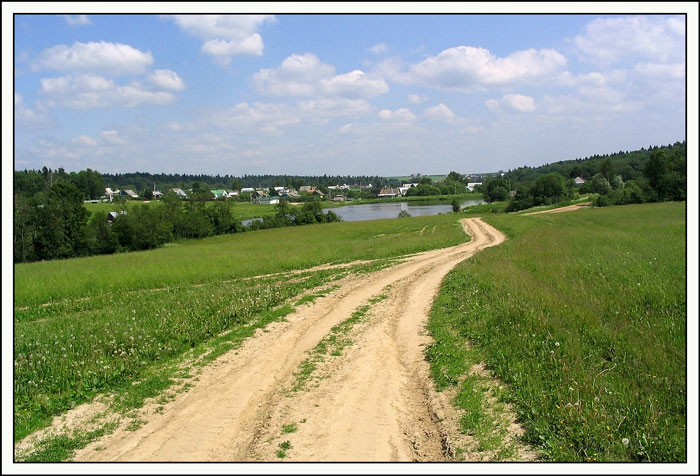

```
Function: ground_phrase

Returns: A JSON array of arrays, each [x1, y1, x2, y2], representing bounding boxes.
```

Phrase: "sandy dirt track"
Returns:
[[522, 202, 592, 215], [70, 217, 506, 462]]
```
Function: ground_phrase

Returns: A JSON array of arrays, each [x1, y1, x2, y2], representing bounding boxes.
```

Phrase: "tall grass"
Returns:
[[14, 214, 466, 307], [428, 202, 686, 461]]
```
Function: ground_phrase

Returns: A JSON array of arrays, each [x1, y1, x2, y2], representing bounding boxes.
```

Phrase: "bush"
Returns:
[[595, 195, 612, 207], [623, 180, 645, 204], [592, 173, 612, 195]]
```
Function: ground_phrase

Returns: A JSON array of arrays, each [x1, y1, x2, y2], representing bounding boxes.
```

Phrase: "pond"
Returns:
[[241, 199, 485, 226], [322, 199, 485, 222]]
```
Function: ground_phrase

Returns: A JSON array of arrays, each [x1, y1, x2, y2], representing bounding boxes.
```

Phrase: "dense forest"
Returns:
[[480, 141, 686, 210], [503, 141, 686, 185]]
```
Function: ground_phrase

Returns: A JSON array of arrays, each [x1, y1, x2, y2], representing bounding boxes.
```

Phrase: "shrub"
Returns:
[[595, 194, 612, 207]]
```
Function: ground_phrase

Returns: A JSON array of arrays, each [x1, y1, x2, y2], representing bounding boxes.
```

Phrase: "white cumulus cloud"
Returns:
[[378, 108, 416, 122], [63, 15, 92, 26], [101, 130, 126, 144], [33, 41, 153, 76], [390, 46, 566, 91], [148, 69, 185, 90], [573, 15, 685, 67], [369, 43, 388, 54], [254, 53, 388, 99], [14, 93, 53, 128], [297, 98, 373, 119], [407, 93, 428, 104], [320, 70, 388, 99], [254, 53, 335, 96], [487, 94, 536, 112], [424, 103, 456, 121], [71, 135, 98, 146], [166, 15, 276, 64], [39, 74, 176, 109]]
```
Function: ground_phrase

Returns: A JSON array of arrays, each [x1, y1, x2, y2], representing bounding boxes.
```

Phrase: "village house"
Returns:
[[210, 189, 228, 199], [399, 183, 419, 196], [466, 182, 483, 191], [106, 210, 127, 223], [574, 176, 586, 186], [120, 189, 139, 199], [378, 187, 401, 198], [171, 188, 188, 199], [280, 189, 300, 199], [253, 195, 280, 205]]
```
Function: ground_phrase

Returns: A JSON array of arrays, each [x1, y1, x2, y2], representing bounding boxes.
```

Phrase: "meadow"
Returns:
[[427, 202, 686, 461], [14, 214, 468, 441]]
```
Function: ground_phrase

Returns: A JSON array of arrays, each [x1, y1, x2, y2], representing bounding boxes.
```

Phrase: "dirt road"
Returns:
[[522, 202, 592, 215], [71, 217, 506, 462]]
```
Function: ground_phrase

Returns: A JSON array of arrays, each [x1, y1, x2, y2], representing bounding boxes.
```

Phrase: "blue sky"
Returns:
[[11, 10, 689, 176]]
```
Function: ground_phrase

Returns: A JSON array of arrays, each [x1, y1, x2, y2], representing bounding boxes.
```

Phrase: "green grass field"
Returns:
[[428, 202, 686, 462], [14, 214, 469, 442]]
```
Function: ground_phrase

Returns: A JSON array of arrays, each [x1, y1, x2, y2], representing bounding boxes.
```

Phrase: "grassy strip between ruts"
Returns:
[[427, 202, 686, 462], [290, 290, 390, 393]]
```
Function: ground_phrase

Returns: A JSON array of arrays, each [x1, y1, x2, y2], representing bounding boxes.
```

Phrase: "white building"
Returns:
[[466, 182, 483, 192]]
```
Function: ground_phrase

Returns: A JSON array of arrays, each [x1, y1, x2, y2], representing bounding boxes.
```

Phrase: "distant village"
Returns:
[[92, 173, 488, 205]]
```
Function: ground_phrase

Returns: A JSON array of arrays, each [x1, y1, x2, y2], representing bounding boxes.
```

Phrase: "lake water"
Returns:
[[242, 199, 485, 226], [322, 199, 484, 222]]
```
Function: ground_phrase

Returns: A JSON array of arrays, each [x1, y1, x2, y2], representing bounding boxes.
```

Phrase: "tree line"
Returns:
[[404, 172, 473, 197], [14, 167, 105, 200], [503, 142, 685, 185], [13, 184, 341, 263], [479, 142, 686, 211]]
